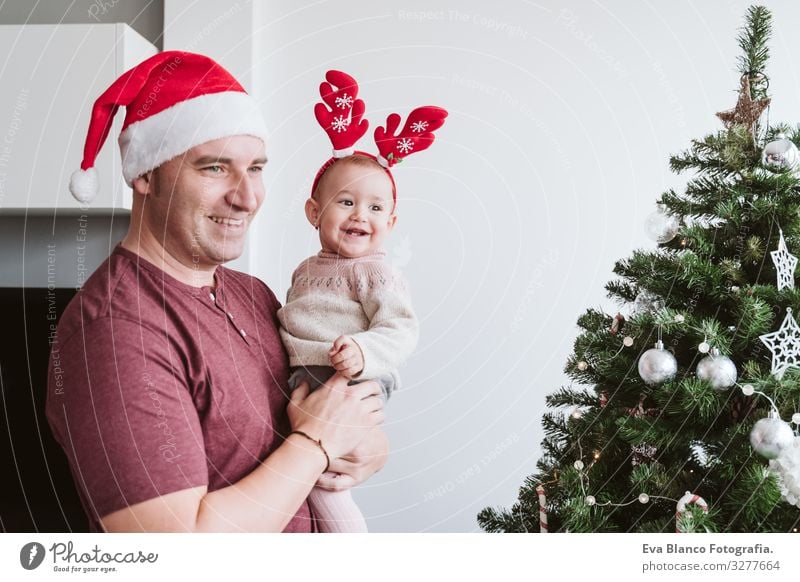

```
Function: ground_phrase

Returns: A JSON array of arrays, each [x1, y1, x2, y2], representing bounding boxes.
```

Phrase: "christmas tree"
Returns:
[[479, 5, 800, 533]]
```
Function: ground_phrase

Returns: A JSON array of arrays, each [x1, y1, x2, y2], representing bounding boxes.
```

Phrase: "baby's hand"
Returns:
[[329, 335, 364, 379]]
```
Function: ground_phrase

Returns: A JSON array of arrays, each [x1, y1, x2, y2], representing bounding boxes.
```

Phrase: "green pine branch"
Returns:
[[737, 6, 771, 91], [670, 129, 759, 177]]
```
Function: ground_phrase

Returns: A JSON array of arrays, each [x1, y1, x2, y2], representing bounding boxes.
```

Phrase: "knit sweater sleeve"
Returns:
[[348, 261, 419, 379]]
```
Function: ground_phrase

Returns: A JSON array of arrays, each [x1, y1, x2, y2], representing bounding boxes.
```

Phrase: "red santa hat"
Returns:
[[69, 50, 268, 203]]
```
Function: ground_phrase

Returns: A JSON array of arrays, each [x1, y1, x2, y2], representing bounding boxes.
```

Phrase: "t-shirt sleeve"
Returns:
[[256, 276, 283, 312], [46, 316, 209, 523], [348, 261, 419, 379]]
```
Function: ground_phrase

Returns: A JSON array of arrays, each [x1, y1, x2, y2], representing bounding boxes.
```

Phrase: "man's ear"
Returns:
[[131, 172, 154, 197], [304, 197, 321, 229]]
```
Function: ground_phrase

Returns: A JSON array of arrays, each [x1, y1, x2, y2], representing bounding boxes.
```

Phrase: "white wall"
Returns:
[[248, 0, 800, 531]]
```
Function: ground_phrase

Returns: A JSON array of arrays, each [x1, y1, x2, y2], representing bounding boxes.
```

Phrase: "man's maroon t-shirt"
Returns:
[[45, 245, 313, 532]]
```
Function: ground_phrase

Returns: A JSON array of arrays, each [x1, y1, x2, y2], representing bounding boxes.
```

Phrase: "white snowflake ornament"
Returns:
[[411, 120, 428, 133], [759, 307, 800, 380], [397, 138, 414, 154], [331, 115, 350, 133], [771, 229, 797, 290], [335, 93, 353, 109]]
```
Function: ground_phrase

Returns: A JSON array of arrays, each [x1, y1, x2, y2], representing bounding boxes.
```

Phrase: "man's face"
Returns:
[[134, 135, 267, 271]]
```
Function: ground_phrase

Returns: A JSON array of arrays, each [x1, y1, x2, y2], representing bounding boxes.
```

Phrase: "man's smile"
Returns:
[[208, 215, 245, 227]]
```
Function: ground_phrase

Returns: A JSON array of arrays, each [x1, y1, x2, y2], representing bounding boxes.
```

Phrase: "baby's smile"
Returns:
[[344, 227, 370, 236]]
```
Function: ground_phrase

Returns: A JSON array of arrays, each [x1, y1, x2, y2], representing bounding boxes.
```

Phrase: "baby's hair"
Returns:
[[312, 154, 397, 205]]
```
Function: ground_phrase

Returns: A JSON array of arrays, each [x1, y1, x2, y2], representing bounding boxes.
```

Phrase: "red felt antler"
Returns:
[[314, 70, 369, 156], [310, 71, 448, 201], [374, 106, 448, 167]]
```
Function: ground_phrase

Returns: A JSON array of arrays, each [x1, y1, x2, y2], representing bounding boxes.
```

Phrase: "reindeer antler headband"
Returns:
[[311, 70, 448, 202]]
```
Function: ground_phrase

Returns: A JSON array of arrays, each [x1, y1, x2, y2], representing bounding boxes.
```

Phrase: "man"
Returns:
[[45, 51, 387, 533]]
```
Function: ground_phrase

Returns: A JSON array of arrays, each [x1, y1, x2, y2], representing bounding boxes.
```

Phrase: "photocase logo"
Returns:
[[19, 542, 45, 570]]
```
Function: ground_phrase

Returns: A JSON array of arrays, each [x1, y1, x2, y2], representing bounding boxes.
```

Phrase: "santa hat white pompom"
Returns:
[[69, 167, 99, 204]]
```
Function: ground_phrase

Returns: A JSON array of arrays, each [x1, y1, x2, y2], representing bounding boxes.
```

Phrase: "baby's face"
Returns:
[[309, 162, 397, 258]]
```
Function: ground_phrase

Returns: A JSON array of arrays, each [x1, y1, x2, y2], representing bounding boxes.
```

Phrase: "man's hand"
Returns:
[[329, 335, 365, 379], [287, 375, 383, 460], [316, 427, 388, 491]]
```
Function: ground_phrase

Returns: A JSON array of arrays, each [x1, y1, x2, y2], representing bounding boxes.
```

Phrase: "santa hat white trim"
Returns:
[[118, 90, 268, 185]]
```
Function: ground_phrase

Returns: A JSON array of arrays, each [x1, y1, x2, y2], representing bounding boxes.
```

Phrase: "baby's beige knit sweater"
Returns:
[[277, 250, 418, 380]]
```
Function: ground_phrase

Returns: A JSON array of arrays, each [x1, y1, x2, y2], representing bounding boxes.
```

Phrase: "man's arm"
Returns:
[[101, 431, 326, 532], [101, 377, 384, 532]]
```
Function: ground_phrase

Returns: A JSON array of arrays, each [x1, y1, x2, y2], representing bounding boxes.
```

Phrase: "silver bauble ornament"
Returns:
[[638, 340, 678, 385], [632, 290, 665, 316], [750, 410, 795, 460], [645, 206, 680, 243], [762, 137, 800, 172], [695, 347, 737, 391]]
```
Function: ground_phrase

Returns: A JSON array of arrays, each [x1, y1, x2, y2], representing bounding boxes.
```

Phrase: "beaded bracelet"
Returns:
[[289, 430, 331, 473]]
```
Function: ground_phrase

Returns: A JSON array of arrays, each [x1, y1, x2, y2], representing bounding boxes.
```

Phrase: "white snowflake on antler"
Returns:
[[331, 115, 350, 133], [411, 120, 428, 133], [397, 138, 414, 154], [335, 93, 353, 109]]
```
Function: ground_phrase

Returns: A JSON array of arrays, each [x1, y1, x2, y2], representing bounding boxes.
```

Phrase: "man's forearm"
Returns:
[[195, 433, 327, 532]]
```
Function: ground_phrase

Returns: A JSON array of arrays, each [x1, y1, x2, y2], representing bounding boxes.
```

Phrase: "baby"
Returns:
[[278, 69, 446, 532], [277, 153, 417, 532]]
